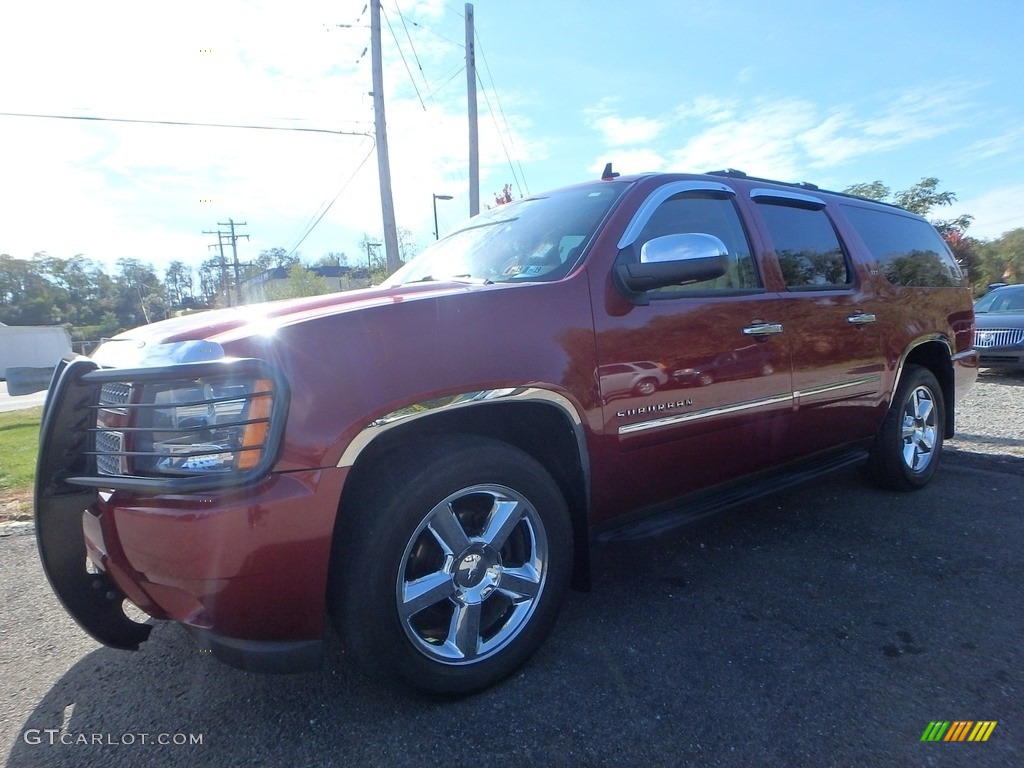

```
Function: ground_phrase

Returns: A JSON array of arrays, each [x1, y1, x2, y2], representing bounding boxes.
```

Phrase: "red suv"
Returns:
[[35, 170, 978, 694]]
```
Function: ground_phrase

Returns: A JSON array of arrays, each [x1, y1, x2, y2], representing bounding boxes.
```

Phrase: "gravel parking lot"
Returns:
[[947, 368, 1024, 460], [2, 368, 1022, 767]]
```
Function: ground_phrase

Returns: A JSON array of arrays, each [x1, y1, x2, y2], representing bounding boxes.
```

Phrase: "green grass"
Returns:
[[0, 406, 41, 497]]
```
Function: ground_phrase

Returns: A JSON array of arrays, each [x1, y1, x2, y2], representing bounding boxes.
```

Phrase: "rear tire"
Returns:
[[863, 365, 945, 491], [330, 436, 572, 695]]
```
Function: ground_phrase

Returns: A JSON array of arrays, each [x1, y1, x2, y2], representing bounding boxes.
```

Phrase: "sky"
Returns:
[[1, 0, 1022, 275]]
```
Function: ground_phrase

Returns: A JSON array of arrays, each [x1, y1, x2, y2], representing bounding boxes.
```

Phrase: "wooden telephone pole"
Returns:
[[369, 1, 402, 273], [466, 3, 479, 216]]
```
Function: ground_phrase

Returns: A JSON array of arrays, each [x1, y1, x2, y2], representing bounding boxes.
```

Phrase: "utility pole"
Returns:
[[369, 0, 402, 274], [202, 229, 230, 306], [218, 218, 249, 306], [465, 3, 479, 217]]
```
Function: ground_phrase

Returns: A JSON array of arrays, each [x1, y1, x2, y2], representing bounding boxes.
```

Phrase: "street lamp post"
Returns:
[[432, 194, 453, 240], [365, 241, 381, 283]]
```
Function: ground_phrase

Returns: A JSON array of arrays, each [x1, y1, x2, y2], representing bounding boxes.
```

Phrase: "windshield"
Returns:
[[975, 286, 1024, 313], [386, 182, 629, 286]]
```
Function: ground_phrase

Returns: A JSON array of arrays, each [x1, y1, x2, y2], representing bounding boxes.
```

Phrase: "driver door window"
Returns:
[[634, 192, 762, 295]]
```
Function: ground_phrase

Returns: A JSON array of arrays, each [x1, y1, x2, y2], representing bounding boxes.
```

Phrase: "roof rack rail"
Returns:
[[699, 170, 905, 210]]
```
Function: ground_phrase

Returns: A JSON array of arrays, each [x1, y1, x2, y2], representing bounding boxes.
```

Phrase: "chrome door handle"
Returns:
[[742, 322, 784, 336], [847, 313, 877, 325]]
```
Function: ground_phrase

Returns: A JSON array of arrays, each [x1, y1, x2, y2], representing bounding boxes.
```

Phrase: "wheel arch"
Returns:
[[334, 390, 593, 590], [895, 336, 955, 438]]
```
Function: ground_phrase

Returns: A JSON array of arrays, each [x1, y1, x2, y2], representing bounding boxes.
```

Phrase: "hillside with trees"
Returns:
[[1, 187, 1019, 346]]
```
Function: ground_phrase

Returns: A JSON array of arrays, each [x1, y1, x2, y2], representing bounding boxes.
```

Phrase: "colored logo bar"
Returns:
[[921, 721, 997, 742]]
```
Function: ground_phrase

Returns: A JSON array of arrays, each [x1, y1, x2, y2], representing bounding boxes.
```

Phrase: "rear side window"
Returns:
[[756, 201, 852, 289], [841, 205, 963, 287]]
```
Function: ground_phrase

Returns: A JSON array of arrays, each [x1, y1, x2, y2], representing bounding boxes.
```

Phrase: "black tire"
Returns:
[[863, 364, 945, 491], [330, 436, 572, 695]]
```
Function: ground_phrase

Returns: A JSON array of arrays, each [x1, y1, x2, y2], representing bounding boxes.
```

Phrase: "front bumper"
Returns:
[[977, 348, 1024, 368], [35, 357, 347, 673]]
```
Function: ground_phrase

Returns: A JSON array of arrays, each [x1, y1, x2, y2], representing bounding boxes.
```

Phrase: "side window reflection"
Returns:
[[756, 202, 852, 289]]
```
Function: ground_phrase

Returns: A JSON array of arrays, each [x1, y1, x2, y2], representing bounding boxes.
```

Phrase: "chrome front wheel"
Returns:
[[397, 484, 548, 665], [331, 436, 571, 695]]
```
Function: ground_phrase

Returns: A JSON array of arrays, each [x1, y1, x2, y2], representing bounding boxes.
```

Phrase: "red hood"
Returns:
[[106, 281, 495, 347]]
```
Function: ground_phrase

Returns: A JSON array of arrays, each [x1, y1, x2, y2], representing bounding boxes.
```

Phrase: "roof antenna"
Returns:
[[601, 162, 620, 181]]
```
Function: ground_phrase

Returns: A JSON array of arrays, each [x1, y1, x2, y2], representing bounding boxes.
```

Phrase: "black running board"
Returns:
[[596, 449, 869, 543]]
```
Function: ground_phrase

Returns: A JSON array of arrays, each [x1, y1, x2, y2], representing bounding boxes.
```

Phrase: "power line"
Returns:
[[442, 3, 465, 19], [286, 140, 377, 258], [394, 12, 464, 49], [0, 111, 372, 138], [423, 64, 466, 102], [474, 30, 529, 196], [381, 6, 426, 110], [394, 3, 430, 96]]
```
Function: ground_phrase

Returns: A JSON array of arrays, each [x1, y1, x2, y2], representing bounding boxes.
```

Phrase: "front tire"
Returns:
[[863, 364, 945, 491], [331, 436, 572, 695]]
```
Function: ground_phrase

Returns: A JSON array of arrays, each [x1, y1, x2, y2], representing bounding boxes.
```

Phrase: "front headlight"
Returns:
[[136, 377, 274, 476], [88, 360, 287, 489]]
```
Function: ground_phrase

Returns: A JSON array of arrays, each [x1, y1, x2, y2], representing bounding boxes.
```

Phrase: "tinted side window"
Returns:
[[842, 205, 963, 287], [756, 201, 852, 288], [635, 192, 761, 294]]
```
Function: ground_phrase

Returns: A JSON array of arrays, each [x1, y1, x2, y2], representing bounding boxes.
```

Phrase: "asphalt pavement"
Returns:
[[2, 375, 1022, 767], [0, 382, 46, 413]]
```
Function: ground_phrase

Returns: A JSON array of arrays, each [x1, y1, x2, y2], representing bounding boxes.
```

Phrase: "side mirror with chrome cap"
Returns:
[[614, 233, 729, 304]]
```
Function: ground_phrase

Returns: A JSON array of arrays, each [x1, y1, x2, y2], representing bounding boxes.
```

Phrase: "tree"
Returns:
[[842, 181, 889, 201], [493, 183, 515, 206], [397, 227, 421, 263], [0, 254, 65, 325], [263, 263, 331, 301], [843, 177, 972, 237], [163, 261, 195, 308], [359, 229, 420, 281], [114, 258, 166, 325], [316, 252, 348, 267], [944, 230, 984, 287], [254, 247, 301, 271], [844, 176, 980, 283], [198, 258, 222, 307], [978, 228, 1024, 285]]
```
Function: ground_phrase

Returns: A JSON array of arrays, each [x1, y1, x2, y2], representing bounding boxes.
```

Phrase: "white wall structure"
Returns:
[[1, 324, 72, 380]]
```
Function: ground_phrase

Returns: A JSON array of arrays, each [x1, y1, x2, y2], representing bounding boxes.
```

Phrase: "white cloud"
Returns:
[[669, 98, 820, 179], [588, 114, 666, 147], [0, 0, 540, 268], [963, 124, 1024, 162], [587, 149, 668, 176], [674, 97, 738, 124], [953, 185, 1024, 240], [583, 98, 668, 147], [586, 83, 977, 183]]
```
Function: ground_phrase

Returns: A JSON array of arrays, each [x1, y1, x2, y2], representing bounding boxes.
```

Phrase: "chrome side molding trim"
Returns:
[[795, 374, 881, 399], [618, 391, 793, 436], [892, 334, 953, 398], [337, 387, 589, 472]]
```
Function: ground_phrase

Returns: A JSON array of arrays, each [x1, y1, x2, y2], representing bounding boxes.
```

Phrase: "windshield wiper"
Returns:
[[405, 274, 493, 286]]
